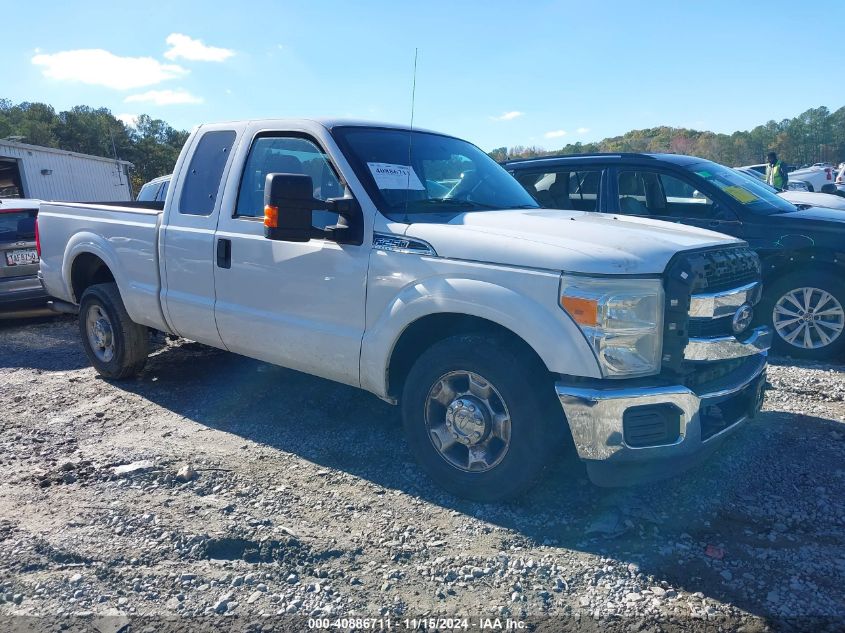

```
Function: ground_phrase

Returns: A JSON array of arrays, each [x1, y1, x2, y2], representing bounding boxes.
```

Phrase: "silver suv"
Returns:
[[0, 198, 46, 311]]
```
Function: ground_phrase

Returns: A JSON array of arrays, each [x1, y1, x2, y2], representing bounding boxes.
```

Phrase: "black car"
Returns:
[[505, 153, 845, 359]]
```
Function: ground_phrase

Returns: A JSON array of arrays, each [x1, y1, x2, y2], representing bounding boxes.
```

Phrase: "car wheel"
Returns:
[[79, 282, 149, 379], [401, 333, 563, 501], [763, 272, 845, 360]]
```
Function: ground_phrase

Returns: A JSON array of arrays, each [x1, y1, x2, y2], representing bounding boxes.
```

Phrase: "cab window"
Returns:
[[236, 135, 343, 230], [515, 169, 602, 211], [617, 170, 715, 219]]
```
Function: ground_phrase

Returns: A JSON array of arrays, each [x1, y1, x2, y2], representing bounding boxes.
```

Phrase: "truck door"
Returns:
[[160, 128, 239, 347], [212, 131, 370, 387]]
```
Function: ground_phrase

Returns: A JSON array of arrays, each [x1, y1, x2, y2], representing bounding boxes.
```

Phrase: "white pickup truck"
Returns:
[[37, 119, 770, 500]]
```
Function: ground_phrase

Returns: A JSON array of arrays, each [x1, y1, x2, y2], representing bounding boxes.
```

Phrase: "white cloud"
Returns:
[[576, 127, 590, 134], [164, 33, 234, 62], [490, 111, 524, 121], [544, 129, 567, 139], [117, 113, 139, 127], [32, 49, 187, 90], [125, 89, 203, 105]]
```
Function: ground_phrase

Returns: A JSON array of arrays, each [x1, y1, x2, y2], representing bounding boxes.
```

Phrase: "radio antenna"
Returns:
[[403, 48, 418, 221]]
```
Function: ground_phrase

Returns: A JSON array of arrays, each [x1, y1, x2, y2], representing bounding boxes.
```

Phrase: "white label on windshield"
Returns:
[[367, 162, 425, 190]]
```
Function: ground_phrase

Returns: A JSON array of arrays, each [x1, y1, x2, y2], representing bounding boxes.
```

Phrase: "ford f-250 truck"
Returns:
[[37, 119, 771, 500]]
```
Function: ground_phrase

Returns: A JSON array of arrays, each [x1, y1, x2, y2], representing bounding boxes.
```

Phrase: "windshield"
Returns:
[[332, 127, 539, 222], [687, 161, 797, 215]]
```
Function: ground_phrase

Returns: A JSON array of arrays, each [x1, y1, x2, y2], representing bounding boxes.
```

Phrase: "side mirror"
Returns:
[[263, 173, 327, 242]]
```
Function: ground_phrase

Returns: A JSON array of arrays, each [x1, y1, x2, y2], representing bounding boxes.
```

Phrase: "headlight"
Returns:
[[559, 274, 664, 377]]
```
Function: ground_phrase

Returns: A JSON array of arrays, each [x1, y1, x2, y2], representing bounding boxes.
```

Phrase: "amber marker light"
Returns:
[[264, 205, 279, 228], [560, 296, 598, 326]]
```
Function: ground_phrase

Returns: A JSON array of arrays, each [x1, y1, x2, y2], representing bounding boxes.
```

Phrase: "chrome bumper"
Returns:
[[684, 326, 772, 361], [555, 353, 767, 474]]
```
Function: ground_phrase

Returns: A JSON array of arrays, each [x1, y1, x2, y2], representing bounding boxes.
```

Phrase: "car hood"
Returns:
[[778, 191, 845, 211], [404, 209, 742, 275]]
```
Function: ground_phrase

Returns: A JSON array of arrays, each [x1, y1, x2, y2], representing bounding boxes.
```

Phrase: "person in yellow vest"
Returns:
[[765, 151, 789, 190]]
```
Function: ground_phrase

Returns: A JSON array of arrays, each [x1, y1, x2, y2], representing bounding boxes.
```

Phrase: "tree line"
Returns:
[[3, 100, 843, 194], [489, 105, 845, 167], [0, 100, 188, 193]]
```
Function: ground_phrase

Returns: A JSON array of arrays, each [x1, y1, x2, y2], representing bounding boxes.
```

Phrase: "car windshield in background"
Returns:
[[688, 162, 797, 215], [332, 127, 538, 222]]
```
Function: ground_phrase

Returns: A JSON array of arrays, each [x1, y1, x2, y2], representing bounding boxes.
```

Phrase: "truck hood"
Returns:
[[404, 209, 742, 275]]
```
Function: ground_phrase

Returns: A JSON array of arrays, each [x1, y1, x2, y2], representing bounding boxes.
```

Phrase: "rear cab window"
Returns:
[[179, 131, 237, 216]]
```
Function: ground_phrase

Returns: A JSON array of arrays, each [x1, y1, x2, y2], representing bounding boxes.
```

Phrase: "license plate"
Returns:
[[5, 248, 38, 266]]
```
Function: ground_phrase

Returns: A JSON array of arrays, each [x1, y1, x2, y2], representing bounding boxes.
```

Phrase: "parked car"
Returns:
[[733, 168, 845, 211], [836, 163, 845, 185], [136, 174, 171, 203], [507, 153, 845, 359], [37, 119, 768, 499], [786, 164, 836, 192], [0, 198, 48, 311]]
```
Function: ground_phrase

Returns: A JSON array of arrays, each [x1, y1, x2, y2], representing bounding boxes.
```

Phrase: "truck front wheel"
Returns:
[[401, 334, 562, 501], [78, 283, 149, 379]]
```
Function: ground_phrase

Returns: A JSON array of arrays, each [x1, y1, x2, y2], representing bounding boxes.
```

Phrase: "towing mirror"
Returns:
[[263, 173, 328, 242]]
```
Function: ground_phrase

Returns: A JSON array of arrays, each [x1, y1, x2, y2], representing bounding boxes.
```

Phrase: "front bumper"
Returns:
[[556, 352, 767, 486]]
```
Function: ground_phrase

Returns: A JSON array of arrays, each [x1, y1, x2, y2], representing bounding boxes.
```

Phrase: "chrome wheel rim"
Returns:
[[425, 371, 511, 473], [773, 286, 844, 350], [86, 304, 115, 362]]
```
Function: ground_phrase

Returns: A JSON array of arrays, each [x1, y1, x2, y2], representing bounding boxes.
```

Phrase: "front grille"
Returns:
[[661, 245, 762, 373], [687, 316, 733, 339], [688, 246, 760, 293]]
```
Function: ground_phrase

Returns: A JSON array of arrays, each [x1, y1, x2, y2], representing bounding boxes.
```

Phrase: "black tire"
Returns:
[[78, 283, 149, 379], [762, 271, 845, 360], [400, 333, 563, 502]]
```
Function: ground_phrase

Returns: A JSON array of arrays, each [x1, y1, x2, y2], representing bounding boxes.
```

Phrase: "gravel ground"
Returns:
[[0, 316, 843, 632]]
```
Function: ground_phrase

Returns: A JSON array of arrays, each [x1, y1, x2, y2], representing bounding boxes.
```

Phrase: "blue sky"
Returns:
[[5, 0, 843, 151]]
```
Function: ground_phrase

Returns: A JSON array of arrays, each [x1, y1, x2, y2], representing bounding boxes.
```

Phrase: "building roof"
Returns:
[[0, 139, 133, 167]]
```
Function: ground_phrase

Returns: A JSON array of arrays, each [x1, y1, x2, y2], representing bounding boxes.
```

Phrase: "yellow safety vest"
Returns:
[[766, 160, 786, 189]]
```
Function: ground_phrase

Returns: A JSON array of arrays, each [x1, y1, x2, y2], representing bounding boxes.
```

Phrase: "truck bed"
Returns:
[[38, 201, 169, 332]]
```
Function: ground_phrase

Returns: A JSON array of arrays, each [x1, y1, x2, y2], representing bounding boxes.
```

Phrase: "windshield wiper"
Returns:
[[406, 198, 503, 210]]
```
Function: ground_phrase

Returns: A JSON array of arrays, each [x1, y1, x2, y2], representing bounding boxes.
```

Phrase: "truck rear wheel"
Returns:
[[78, 283, 149, 379], [401, 334, 562, 501]]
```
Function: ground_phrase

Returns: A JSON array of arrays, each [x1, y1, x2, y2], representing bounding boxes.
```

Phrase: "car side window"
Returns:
[[235, 136, 343, 230], [515, 169, 602, 211], [617, 170, 715, 218], [136, 182, 159, 202], [179, 131, 236, 216]]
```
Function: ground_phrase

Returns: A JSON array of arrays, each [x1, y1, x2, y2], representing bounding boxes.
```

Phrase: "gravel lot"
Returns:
[[1, 316, 843, 632]]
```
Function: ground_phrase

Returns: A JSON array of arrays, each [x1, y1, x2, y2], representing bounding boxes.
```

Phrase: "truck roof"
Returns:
[[196, 118, 445, 137]]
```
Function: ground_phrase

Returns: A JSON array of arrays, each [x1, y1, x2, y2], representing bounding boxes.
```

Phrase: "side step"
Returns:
[[48, 299, 79, 315]]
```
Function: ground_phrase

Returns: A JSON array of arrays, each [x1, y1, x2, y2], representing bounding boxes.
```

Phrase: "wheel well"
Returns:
[[386, 313, 550, 400], [70, 253, 115, 303], [762, 254, 845, 288]]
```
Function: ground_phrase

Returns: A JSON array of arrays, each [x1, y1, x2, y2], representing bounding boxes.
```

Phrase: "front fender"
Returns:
[[360, 271, 601, 399]]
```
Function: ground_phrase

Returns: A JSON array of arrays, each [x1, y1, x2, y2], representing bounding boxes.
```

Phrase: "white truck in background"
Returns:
[[37, 119, 770, 500]]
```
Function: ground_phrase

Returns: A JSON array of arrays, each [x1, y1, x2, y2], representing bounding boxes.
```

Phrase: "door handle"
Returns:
[[216, 238, 231, 269]]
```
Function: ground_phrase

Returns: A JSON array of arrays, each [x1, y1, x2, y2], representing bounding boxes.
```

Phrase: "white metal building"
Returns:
[[0, 140, 133, 202]]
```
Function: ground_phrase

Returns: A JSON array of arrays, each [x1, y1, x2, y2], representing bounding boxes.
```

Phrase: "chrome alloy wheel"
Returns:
[[425, 371, 512, 472], [86, 304, 115, 362], [773, 286, 845, 350]]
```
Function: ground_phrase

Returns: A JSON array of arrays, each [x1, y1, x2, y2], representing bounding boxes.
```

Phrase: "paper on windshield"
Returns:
[[721, 185, 759, 204], [367, 163, 425, 190]]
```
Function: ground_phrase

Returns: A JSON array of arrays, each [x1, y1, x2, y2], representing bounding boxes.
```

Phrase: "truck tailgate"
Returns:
[[38, 202, 168, 331]]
